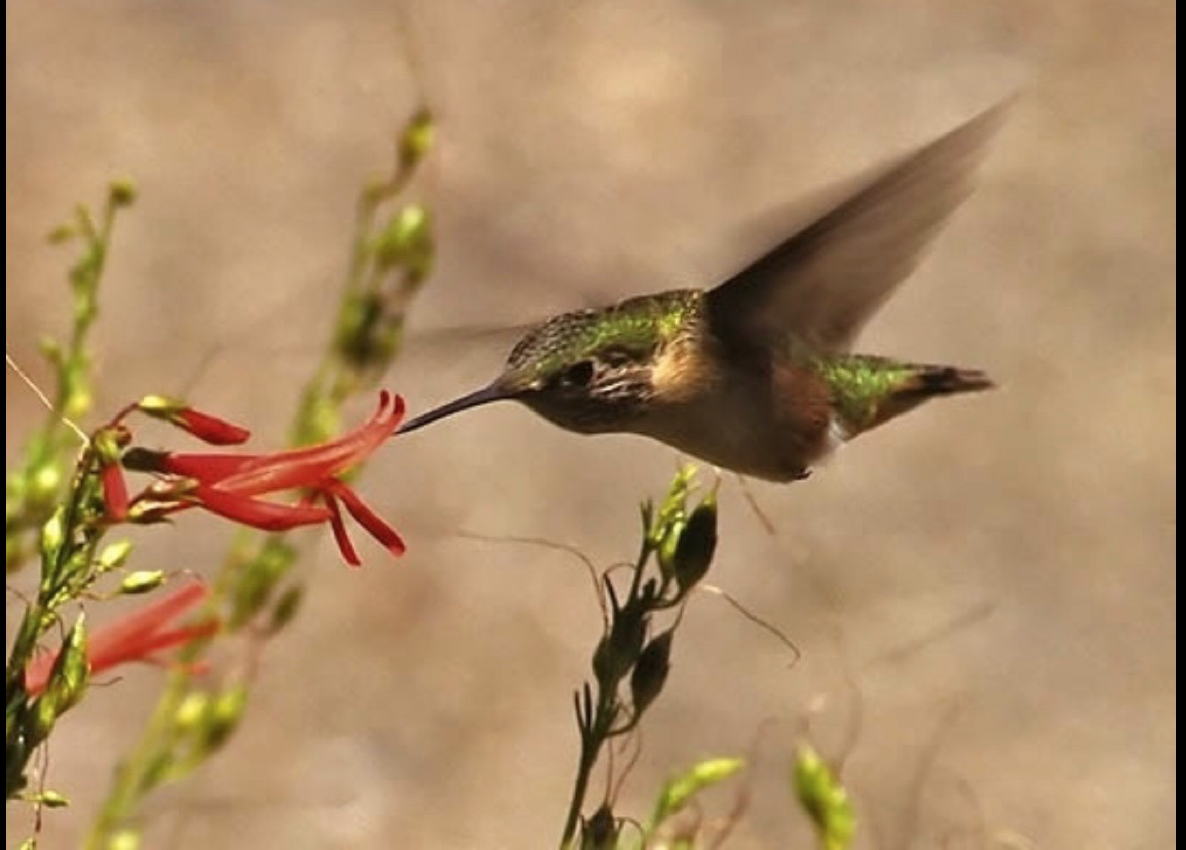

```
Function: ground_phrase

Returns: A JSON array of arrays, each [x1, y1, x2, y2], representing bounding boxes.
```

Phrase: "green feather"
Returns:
[[507, 290, 702, 380], [813, 355, 916, 433]]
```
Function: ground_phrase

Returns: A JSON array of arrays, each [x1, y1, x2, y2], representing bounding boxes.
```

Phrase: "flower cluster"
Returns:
[[112, 391, 407, 567]]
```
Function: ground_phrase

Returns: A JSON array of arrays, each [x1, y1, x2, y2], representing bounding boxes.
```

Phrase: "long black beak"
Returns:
[[397, 383, 513, 435]]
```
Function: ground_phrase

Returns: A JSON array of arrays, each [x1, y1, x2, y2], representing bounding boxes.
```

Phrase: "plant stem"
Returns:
[[560, 685, 618, 848]]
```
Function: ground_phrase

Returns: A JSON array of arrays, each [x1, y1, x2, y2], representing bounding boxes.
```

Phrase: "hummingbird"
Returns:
[[398, 104, 1005, 482]]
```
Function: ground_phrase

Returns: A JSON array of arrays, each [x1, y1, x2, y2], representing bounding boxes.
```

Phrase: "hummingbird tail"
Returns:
[[826, 356, 995, 441], [907, 364, 996, 397], [864, 363, 994, 432]]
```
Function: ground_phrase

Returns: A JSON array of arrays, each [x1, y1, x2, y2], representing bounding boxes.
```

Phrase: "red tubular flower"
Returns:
[[126, 391, 407, 566], [101, 461, 130, 522], [24, 580, 217, 697], [171, 407, 252, 446], [135, 395, 251, 445]]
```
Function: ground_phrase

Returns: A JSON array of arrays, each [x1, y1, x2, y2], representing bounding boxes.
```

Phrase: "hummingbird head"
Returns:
[[398, 290, 707, 436]]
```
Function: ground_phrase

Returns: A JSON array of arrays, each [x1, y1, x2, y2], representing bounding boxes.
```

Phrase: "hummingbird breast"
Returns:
[[635, 334, 835, 482]]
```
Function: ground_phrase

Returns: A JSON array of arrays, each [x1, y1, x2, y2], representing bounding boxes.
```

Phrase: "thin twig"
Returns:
[[5, 352, 88, 444], [699, 583, 802, 667]]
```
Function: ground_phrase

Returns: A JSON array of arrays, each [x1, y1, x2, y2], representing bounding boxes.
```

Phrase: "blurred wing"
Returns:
[[707, 102, 1008, 353]]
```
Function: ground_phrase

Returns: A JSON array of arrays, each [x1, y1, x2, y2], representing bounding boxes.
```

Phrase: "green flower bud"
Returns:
[[174, 692, 211, 731], [398, 108, 434, 170], [47, 223, 77, 244], [673, 496, 717, 594], [92, 425, 131, 465], [107, 829, 142, 850], [34, 616, 90, 737], [650, 757, 745, 828], [37, 789, 69, 808], [97, 540, 134, 571], [794, 744, 856, 850], [108, 179, 138, 208], [268, 585, 304, 634], [29, 461, 63, 506], [39, 508, 66, 565], [655, 516, 686, 580], [630, 629, 673, 716], [199, 686, 248, 754], [580, 803, 618, 850], [373, 204, 434, 277], [118, 570, 165, 595], [592, 600, 646, 686]]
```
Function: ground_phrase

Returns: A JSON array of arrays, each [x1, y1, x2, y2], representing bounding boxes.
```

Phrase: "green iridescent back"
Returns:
[[505, 289, 704, 380]]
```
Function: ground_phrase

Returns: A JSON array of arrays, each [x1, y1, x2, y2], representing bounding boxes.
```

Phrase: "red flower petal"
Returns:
[[105, 620, 219, 666], [101, 462, 130, 522], [175, 408, 252, 446], [24, 580, 214, 696], [215, 392, 404, 497], [85, 581, 210, 666], [194, 485, 332, 532], [162, 452, 258, 482], [324, 479, 406, 558], [322, 492, 361, 567]]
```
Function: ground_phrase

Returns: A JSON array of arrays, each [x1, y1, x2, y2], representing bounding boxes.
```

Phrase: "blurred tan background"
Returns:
[[5, 1, 1174, 848]]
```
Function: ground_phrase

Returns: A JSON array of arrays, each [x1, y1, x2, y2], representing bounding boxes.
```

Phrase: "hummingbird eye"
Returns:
[[559, 360, 595, 388]]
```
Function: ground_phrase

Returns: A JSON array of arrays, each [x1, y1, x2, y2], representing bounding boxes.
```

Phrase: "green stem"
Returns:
[[560, 539, 654, 848], [560, 686, 618, 848]]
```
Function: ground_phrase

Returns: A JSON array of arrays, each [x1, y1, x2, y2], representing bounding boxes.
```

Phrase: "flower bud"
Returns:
[[119, 570, 166, 595], [97, 539, 134, 571], [268, 585, 304, 634], [673, 496, 717, 594], [108, 829, 142, 850], [630, 629, 673, 716], [36, 789, 70, 808], [174, 691, 211, 731], [651, 756, 745, 827], [101, 461, 130, 522], [93, 424, 132, 463], [580, 803, 618, 850], [592, 600, 646, 686], [28, 460, 63, 508], [655, 516, 686, 580], [32, 615, 90, 737], [108, 178, 138, 208], [40, 508, 66, 565], [398, 108, 434, 170], [199, 686, 249, 754], [47, 223, 77, 244], [137, 395, 251, 445], [373, 204, 433, 275], [794, 744, 855, 849]]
